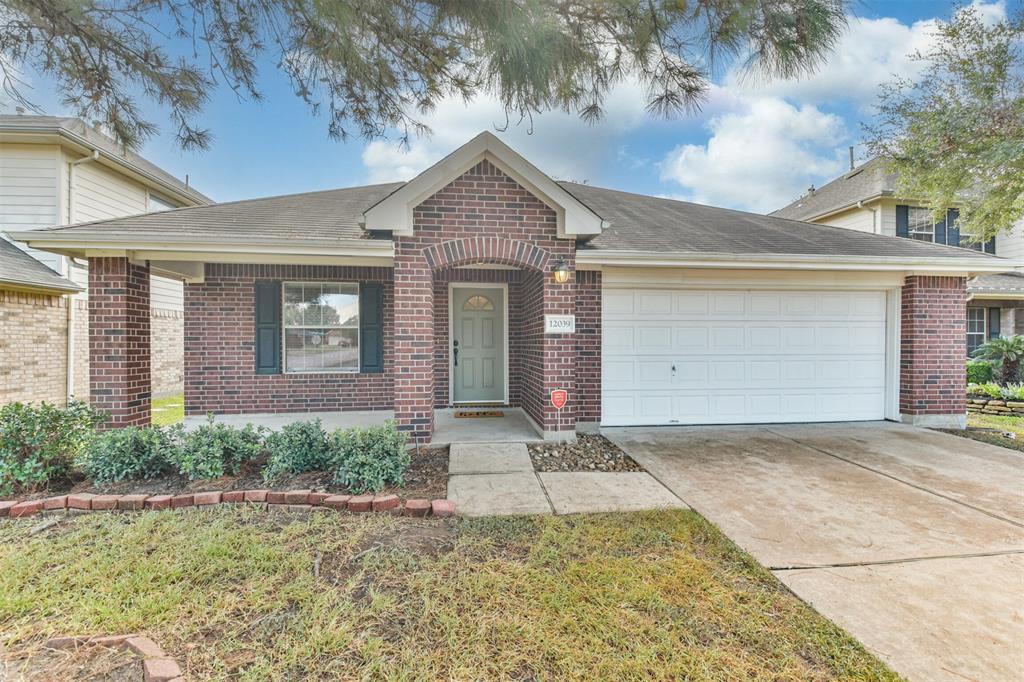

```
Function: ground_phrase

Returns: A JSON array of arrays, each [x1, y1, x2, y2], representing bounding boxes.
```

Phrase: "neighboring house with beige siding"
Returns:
[[773, 157, 1024, 355], [0, 114, 210, 406]]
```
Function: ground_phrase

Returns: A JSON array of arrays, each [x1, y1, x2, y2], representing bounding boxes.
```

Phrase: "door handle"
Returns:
[[453, 339, 459, 367]]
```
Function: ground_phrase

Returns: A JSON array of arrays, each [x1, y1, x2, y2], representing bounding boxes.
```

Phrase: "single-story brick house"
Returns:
[[9, 133, 1011, 441]]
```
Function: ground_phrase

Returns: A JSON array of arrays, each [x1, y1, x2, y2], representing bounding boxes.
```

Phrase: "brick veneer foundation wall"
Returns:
[[184, 264, 393, 416], [393, 159, 576, 441], [900, 275, 967, 427], [575, 270, 602, 425], [0, 290, 71, 405], [152, 308, 184, 397], [89, 257, 152, 428]]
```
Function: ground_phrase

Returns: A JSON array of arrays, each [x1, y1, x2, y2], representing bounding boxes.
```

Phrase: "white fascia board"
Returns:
[[7, 232, 395, 263], [362, 131, 606, 238], [576, 249, 1017, 274]]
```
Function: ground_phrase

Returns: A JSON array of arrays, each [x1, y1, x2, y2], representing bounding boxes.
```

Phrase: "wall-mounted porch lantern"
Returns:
[[552, 256, 570, 284]]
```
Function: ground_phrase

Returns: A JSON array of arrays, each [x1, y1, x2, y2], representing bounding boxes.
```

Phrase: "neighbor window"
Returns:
[[967, 307, 986, 356], [148, 193, 178, 213], [283, 282, 359, 372], [907, 207, 934, 242]]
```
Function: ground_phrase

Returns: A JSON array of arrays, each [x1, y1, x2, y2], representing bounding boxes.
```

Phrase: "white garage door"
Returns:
[[602, 288, 888, 426]]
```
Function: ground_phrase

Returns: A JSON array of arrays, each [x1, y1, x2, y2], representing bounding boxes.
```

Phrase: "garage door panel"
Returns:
[[602, 288, 888, 426]]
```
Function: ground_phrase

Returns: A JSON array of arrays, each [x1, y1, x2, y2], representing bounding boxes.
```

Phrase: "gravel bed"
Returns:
[[528, 435, 644, 472]]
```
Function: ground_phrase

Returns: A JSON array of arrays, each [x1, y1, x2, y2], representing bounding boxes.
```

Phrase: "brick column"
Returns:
[[900, 275, 967, 428], [89, 257, 152, 428], [540, 264, 578, 439], [575, 270, 602, 432], [392, 244, 435, 442]]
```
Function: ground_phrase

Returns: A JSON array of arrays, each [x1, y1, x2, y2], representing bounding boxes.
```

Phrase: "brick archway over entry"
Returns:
[[422, 237, 552, 273]]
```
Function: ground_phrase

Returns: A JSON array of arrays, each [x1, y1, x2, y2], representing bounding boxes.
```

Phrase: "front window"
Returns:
[[967, 307, 987, 356], [907, 207, 934, 242], [283, 282, 359, 372]]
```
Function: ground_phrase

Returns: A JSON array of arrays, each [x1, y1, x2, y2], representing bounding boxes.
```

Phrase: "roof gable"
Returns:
[[362, 131, 606, 238]]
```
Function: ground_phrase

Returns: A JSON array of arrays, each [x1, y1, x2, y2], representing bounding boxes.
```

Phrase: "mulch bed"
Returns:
[[528, 434, 644, 472], [16, 446, 449, 503]]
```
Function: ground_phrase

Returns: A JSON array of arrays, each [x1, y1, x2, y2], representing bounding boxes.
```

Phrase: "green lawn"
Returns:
[[0, 509, 898, 681], [151, 393, 184, 426], [957, 412, 1024, 451]]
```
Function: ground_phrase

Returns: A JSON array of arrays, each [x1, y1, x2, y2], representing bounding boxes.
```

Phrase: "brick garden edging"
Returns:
[[0, 490, 456, 520], [966, 396, 1024, 416], [44, 633, 183, 681]]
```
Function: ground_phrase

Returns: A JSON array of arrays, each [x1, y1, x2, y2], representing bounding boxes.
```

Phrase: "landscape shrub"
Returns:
[[1001, 383, 1024, 401], [972, 335, 1024, 383], [331, 421, 409, 493], [171, 417, 266, 480], [262, 419, 333, 483], [968, 382, 1003, 398], [78, 426, 176, 484], [966, 359, 995, 385], [0, 401, 105, 495]]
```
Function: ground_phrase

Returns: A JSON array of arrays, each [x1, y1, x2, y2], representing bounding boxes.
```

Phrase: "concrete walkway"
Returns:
[[446, 442, 686, 517], [605, 422, 1024, 682]]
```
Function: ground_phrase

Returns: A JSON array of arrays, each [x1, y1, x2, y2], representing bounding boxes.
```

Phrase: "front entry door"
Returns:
[[452, 286, 505, 403]]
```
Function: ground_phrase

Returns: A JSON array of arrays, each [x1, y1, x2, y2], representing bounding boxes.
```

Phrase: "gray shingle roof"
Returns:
[[13, 176, 1002, 263], [771, 158, 897, 221], [563, 182, 996, 261], [26, 183, 404, 243], [969, 272, 1024, 295], [0, 238, 80, 292], [0, 115, 211, 205]]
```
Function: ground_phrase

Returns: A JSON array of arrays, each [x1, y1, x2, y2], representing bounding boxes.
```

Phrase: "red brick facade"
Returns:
[[393, 159, 577, 441], [575, 270, 602, 425], [900, 275, 967, 422], [183, 264, 394, 415], [88, 257, 152, 428]]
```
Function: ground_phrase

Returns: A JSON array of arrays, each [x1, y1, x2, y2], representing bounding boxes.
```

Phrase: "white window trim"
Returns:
[[907, 207, 935, 242], [966, 307, 987, 357], [281, 281, 361, 374]]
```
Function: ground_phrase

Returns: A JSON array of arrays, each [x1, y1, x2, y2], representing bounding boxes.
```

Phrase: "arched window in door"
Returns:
[[462, 295, 494, 311]]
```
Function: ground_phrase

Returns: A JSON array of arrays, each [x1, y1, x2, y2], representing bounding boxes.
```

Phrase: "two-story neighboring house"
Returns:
[[772, 157, 1024, 356], [0, 114, 211, 406]]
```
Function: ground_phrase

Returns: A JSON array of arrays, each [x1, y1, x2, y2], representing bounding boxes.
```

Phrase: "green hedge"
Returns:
[[966, 360, 995, 385], [1, 406, 409, 493], [0, 401, 105, 495]]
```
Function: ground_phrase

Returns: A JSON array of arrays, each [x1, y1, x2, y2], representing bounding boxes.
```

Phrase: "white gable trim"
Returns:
[[362, 131, 606, 238]]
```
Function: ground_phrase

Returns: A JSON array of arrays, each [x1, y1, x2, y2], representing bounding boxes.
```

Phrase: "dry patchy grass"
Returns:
[[0, 509, 899, 681]]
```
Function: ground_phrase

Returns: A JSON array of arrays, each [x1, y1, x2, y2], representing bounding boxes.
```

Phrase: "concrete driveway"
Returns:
[[605, 422, 1024, 682]]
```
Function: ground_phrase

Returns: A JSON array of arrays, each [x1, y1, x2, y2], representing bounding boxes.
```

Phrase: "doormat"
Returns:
[[454, 410, 505, 419]]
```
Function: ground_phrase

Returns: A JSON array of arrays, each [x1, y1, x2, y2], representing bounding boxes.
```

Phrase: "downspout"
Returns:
[[66, 150, 99, 403], [857, 200, 881, 234]]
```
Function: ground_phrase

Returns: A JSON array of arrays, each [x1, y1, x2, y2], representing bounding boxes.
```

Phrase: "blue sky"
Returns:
[[4, 0, 1017, 213]]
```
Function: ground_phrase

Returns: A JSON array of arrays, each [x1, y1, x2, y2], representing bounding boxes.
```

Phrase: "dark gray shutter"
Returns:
[[984, 237, 997, 254], [895, 205, 909, 238], [359, 283, 384, 373], [934, 215, 947, 244], [254, 281, 281, 374], [946, 209, 960, 247], [988, 308, 1001, 339]]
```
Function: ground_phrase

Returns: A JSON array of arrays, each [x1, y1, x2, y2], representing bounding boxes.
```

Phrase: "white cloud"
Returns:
[[361, 78, 650, 184], [659, 97, 847, 213], [726, 1, 1006, 109]]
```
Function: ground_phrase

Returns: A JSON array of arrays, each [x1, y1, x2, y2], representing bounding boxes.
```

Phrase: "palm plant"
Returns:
[[972, 335, 1024, 384]]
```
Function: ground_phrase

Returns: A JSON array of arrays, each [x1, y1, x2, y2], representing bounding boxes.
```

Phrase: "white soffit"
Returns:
[[362, 131, 607, 239]]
